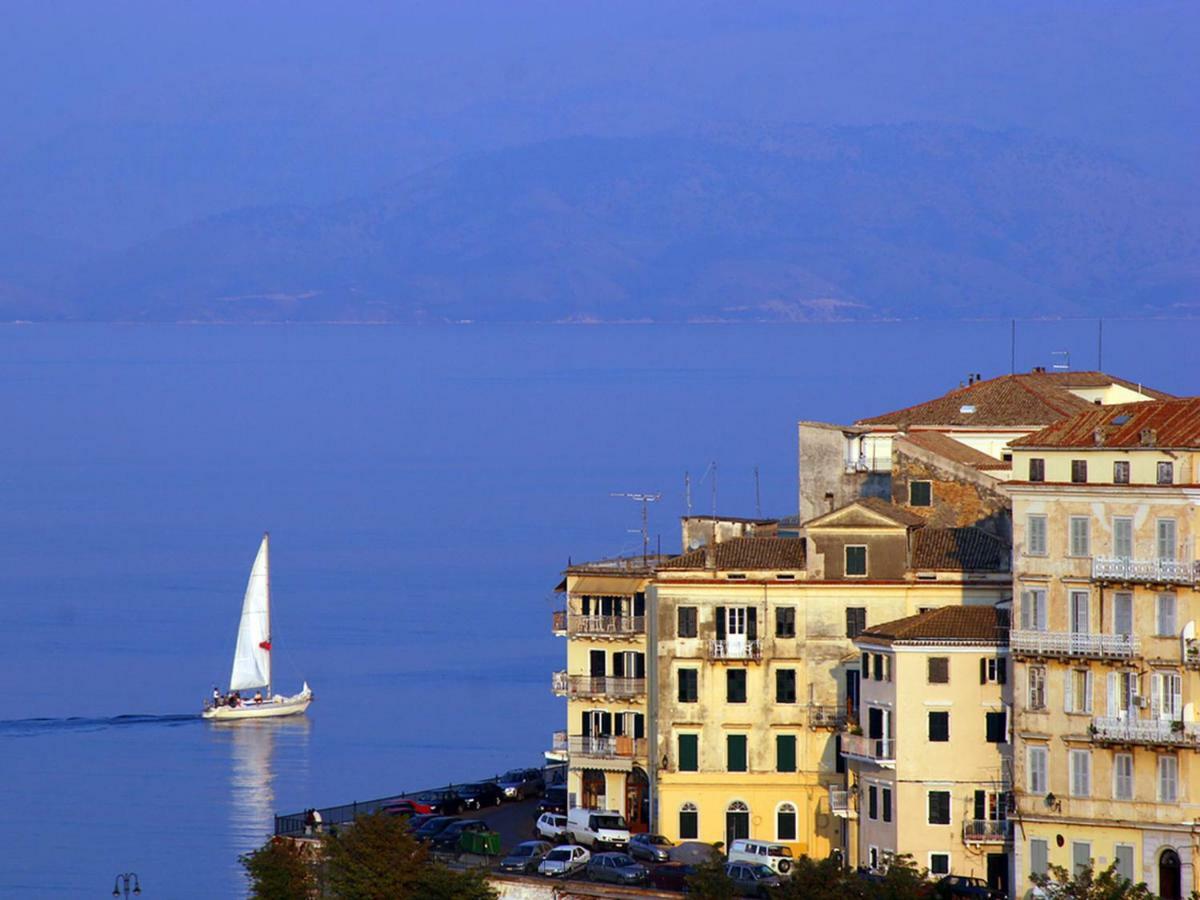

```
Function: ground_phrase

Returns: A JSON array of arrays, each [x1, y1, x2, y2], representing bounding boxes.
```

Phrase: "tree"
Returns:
[[686, 851, 737, 899], [1031, 861, 1152, 900], [240, 836, 317, 900], [771, 855, 868, 900], [869, 854, 928, 900]]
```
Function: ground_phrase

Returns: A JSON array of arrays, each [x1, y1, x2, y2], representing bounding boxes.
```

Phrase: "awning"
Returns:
[[567, 575, 644, 595]]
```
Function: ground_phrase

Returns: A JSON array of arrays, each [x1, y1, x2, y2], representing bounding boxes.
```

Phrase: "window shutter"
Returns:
[[1108, 673, 1118, 717], [973, 790, 985, 821], [678, 734, 698, 771], [776, 735, 796, 773], [634, 713, 645, 739], [612, 653, 625, 677], [716, 607, 726, 640], [862, 652, 870, 674], [1020, 592, 1031, 630], [747, 607, 757, 640], [1084, 671, 1093, 713], [636, 653, 646, 679], [1150, 674, 1161, 719], [582, 711, 592, 736], [1065, 670, 1074, 713], [614, 714, 626, 736], [601, 711, 612, 735], [997, 658, 1007, 684], [980, 658, 988, 685]]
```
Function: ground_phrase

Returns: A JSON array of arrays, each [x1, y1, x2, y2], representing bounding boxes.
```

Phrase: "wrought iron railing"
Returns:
[[828, 787, 854, 817], [707, 639, 763, 661], [962, 819, 1012, 843], [1010, 629, 1139, 660], [567, 675, 646, 698], [1092, 556, 1199, 585], [809, 705, 846, 729], [570, 615, 646, 636], [1091, 716, 1200, 747], [568, 735, 647, 759], [552, 670, 568, 694], [840, 733, 895, 763]]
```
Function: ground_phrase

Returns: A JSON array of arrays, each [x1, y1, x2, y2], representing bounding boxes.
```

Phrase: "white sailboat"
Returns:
[[202, 534, 313, 721]]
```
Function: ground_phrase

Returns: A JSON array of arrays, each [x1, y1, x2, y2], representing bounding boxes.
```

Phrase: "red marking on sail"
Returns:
[[259, 640, 272, 651]]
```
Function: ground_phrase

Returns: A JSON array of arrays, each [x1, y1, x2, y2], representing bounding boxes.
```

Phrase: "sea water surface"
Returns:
[[0, 321, 1193, 896]]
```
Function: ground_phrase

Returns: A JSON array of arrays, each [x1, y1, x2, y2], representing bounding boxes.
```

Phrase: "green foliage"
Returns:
[[771, 853, 925, 900], [686, 850, 737, 899], [240, 837, 317, 900], [1031, 861, 1152, 900]]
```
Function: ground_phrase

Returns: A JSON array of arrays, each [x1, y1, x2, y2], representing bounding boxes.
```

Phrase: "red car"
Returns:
[[382, 798, 433, 816]]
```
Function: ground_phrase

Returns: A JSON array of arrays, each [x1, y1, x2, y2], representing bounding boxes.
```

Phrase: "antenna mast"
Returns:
[[754, 466, 762, 518], [610, 492, 662, 562]]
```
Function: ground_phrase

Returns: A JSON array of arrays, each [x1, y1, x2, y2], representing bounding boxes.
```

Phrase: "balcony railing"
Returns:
[[570, 615, 646, 637], [840, 733, 895, 765], [1091, 717, 1200, 748], [566, 675, 646, 698], [568, 735, 647, 759], [809, 706, 847, 730], [552, 670, 568, 695], [1092, 556, 1199, 586], [828, 787, 855, 818], [1010, 629, 1139, 660], [552, 610, 567, 636], [962, 819, 1012, 844], [708, 639, 763, 661], [1186, 637, 1200, 670]]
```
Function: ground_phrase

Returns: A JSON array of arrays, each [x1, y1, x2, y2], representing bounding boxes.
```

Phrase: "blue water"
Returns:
[[0, 321, 1194, 896]]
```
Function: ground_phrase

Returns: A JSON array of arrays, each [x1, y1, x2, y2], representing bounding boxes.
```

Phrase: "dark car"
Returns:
[[539, 786, 568, 814], [647, 862, 696, 892], [413, 816, 460, 842], [497, 768, 546, 801], [430, 818, 488, 852], [459, 781, 504, 809], [499, 840, 553, 874], [629, 832, 675, 863], [417, 789, 466, 815], [934, 875, 1005, 900], [404, 813, 438, 831], [586, 852, 648, 886], [726, 862, 783, 898]]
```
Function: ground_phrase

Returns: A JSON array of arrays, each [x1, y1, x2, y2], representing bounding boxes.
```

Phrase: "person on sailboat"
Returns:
[[212, 686, 223, 706], [253, 690, 263, 704]]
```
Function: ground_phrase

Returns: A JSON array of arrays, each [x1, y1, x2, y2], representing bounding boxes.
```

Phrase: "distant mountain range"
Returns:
[[2, 124, 1197, 322]]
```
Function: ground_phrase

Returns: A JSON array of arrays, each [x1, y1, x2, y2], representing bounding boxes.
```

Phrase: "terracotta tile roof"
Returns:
[[659, 537, 805, 570], [1011, 396, 1200, 450], [854, 497, 928, 527], [859, 605, 1009, 645], [896, 432, 1010, 471], [858, 371, 1171, 429], [911, 527, 1010, 571]]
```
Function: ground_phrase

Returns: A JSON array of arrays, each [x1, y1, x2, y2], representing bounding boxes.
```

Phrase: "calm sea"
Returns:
[[0, 321, 1192, 896]]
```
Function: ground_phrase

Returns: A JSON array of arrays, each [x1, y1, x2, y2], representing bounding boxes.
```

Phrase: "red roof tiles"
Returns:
[[859, 605, 1009, 645], [1011, 397, 1200, 449]]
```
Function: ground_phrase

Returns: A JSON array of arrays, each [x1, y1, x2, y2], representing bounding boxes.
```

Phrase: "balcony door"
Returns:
[[1069, 591, 1090, 654], [1108, 672, 1137, 721], [726, 607, 747, 657]]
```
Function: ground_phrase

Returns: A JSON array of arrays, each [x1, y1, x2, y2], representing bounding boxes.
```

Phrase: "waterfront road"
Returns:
[[470, 796, 542, 854]]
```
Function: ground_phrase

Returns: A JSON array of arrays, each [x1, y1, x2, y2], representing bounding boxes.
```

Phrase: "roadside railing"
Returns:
[[1010, 629, 1139, 660], [963, 819, 1012, 843], [568, 735, 647, 759], [707, 639, 763, 661], [1092, 556, 1199, 586], [570, 615, 646, 636]]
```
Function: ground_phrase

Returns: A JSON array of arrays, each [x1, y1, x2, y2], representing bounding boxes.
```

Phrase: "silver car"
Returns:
[[629, 832, 674, 863], [537, 844, 590, 878], [586, 851, 648, 885], [499, 840, 552, 874]]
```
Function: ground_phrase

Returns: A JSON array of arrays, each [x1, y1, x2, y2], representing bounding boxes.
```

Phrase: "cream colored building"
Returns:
[[846, 606, 1012, 894], [1008, 397, 1200, 899]]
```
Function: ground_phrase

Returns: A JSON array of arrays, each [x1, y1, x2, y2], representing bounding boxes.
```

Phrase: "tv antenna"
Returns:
[[610, 492, 661, 561], [1051, 350, 1070, 371]]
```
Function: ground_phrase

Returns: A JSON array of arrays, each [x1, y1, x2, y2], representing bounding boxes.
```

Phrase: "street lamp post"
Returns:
[[112, 872, 141, 897]]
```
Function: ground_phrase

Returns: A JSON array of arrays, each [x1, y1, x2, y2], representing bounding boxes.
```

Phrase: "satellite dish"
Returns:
[[688, 539, 703, 551]]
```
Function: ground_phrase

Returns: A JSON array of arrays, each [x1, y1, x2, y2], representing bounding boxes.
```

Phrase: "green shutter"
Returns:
[[727, 734, 748, 772], [776, 735, 796, 772], [678, 734, 699, 772]]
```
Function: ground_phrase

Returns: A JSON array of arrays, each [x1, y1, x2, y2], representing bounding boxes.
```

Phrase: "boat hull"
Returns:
[[203, 688, 312, 721]]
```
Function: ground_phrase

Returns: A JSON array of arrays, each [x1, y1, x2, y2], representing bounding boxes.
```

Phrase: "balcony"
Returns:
[[1010, 629, 1139, 661], [808, 705, 847, 730], [569, 615, 646, 637], [1186, 638, 1200, 670], [962, 819, 1012, 844], [840, 732, 895, 767], [707, 639, 763, 662], [568, 735, 647, 760], [1091, 717, 1200, 748], [1092, 556, 1199, 587], [552, 670, 568, 695], [552, 610, 567, 636], [828, 786, 855, 819], [565, 675, 646, 698]]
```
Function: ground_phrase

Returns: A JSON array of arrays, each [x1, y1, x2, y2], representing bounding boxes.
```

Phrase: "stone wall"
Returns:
[[890, 438, 1010, 540]]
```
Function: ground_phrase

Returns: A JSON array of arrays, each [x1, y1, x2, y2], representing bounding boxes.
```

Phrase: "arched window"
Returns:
[[679, 802, 698, 840], [725, 800, 750, 847], [776, 801, 797, 842], [1159, 848, 1182, 900]]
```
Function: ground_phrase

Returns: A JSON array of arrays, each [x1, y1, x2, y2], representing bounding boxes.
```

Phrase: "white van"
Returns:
[[565, 807, 630, 849], [727, 838, 794, 875]]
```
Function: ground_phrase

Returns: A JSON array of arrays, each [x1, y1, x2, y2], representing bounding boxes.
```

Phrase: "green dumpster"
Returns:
[[458, 831, 481, 854], [480, 832, 501, 857]]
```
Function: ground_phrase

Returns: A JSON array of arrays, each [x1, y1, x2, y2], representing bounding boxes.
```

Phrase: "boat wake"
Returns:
[[0, 713, 199, 737]]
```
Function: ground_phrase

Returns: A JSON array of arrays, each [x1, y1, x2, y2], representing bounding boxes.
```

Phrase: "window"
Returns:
[[775, 606, 796, 638], [1157, 461, 1174, 485], [930, 853, 950, 876], [1152, 672, 1183, 720], [1113, 460, 1130, 484], [1112, 518, 1133, 560], [845, 545, 867, 577], [1157, 593, 1177, 637], [1071, 459, 1088, 483], [981, 656, 1007, 684], [1072, 841, 1092, 877], [1029, 458, 1045, 482], [867, 785, 878, 820], [776, 669, 796, 704], [776, 735, 796, 773], [1158, 756, 1179, 802], [1028, 666, 1047, 710], [928, 710, 950, 742], [985, 711, 1007, 743], [1027, 515, 1048, 555], [909, 480, 932, 507], [868, 847, 879, 870], [1030, 838, 1049, 878], [678, 734, 699, 772], [928, 657, 949, 684], [1114, 845, 1134, 883], [1021, 588, 1048, 630], [874, 653, 891, 682], [927, 791, 950, 825], [677, 607, 698, 638], [678, 803, 698, 839], [1108, 671, 1137, 719], [726, 670, 747, 703], [1070, 749, 1092, 797], [1113, 753, 1134, 800], [1157, 518, 1177, 561], [726, 734, 747, 772], [776, 802, 797, 841], [1069, 517, 1091, 557], [846, 607, 866, 638], [1066, 669, 1093, 714], [1028, 745, 1048, 795], [678, 669, 698, 703], [882, 788, 892, 823], [1113, 592, 1133, 636]]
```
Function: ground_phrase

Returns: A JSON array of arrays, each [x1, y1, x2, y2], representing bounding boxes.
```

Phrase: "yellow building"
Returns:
[[846, 606, 1012, 894], [649, 500, 1010, 859], [1008, 397, 1200, 899]]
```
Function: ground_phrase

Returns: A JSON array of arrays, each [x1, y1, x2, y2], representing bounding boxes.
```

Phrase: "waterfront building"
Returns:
[[844, 605, 1012, 894], [1008, 396, 1200, 899]]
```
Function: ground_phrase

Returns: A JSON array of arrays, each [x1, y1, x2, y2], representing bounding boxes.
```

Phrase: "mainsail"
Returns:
[[229, 535, 271, 692]]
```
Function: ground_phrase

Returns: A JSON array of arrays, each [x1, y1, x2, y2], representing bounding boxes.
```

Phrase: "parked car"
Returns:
[[725, 862, 783, 898], [404, 813, 438, 831], [934, 875, 1005, 900], [539, 786, 567, 814], [629, 832, 674, 863], [498, 768, 545, 801], [458, 781, 504, 809], [535, 812, 568, 842], [381, 798, 433, 816], [413, 816, 459, 842], [537, 844, 590, 878], [416, 789, 466, 815], [585, 852, 648, 886], [430, 818, 488, 852], [566, 807, 630, 849], [727, 838, 795, 875], [499, 840, 553, 874], [647, 862, 697, 891]]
